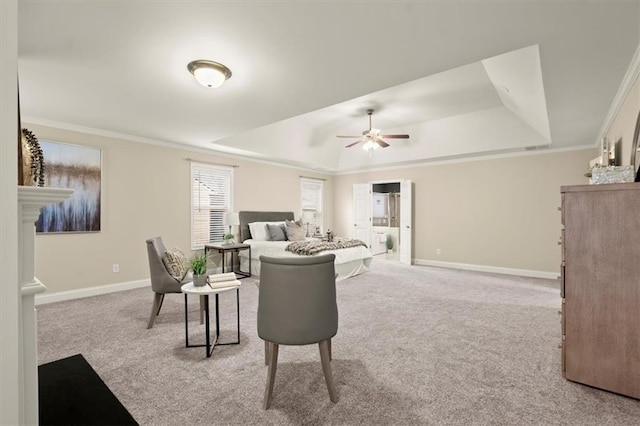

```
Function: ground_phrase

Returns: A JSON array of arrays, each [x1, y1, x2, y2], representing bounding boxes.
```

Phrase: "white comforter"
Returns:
[[239, 238, 373, 280], [243, 239, 372, 265]]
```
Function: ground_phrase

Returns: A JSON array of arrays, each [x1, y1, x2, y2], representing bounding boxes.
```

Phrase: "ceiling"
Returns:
[[18, 1, 640, 173]]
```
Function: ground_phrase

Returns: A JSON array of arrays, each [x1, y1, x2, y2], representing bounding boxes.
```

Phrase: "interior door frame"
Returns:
[[352, 183, 372, 248], [362, 179, 412, 264], [400, 179, 413, 265]]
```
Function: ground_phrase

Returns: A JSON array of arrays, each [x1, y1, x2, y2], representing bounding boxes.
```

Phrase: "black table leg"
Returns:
[[215, 288, 241, 346], [184, 294, 189, 347], [184, 293, 215, 357], [205, 295, 212, 358], [236, 288, 240, 342], [185, 288, 240, 355], [215, 293, 220, 338]]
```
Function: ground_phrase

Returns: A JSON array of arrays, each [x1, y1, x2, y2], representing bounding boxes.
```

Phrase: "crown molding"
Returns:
[[596, 42, 640, 146], [23, 116, 598, 177], [21, 116, 334, 177], [334, 144, 597, 175]]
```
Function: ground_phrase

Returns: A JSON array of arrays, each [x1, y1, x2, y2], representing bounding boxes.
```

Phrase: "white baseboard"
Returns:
[[34, 260, 557, 304], [35, 279, 149, 305], [414, 259, 559, 280]]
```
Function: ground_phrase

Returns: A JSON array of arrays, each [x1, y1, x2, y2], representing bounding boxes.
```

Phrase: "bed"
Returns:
[[238, 211, 373, 281]]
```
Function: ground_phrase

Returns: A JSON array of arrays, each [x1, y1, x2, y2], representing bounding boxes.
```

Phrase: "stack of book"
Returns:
[[206, 272, 241, 289]]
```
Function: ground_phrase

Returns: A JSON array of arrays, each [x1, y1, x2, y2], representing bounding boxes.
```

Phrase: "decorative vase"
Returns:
[[19, 128, 45, 187], [193, 274, 207, 287], [224, 238, 235, 245]]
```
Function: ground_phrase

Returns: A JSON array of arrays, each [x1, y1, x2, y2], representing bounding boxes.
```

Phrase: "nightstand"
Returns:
[[204, 243, 251, 278]]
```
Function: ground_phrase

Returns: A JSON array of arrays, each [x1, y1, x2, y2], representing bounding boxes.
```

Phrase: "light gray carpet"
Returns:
[[37, 259, 640, 425]]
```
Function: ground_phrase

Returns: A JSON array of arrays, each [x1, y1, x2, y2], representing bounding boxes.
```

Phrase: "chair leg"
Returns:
[[147, 293, 164, 329], [319, 339, 338, 403], [263, 342, 279, 410], [156, 293, 165, 315], [264, 340, 270, 365]]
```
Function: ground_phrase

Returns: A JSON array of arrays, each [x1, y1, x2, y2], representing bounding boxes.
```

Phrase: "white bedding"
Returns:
[[239, 239, 373, 281]]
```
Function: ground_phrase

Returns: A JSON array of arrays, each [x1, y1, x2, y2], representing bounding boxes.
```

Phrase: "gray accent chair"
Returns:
[[146, 237, 194, 329], [258, 254, 339, 409]]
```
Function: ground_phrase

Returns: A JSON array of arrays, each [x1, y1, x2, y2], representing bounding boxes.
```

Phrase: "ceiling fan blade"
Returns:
[[375, 138, 390, 148], [336, 135, 362, 138], [345, 140, 363, 148], [381, 134, 410, 139]]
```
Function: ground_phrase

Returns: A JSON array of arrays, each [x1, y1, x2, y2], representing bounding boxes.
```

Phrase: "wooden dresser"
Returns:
[[560, 183, 639, 399]]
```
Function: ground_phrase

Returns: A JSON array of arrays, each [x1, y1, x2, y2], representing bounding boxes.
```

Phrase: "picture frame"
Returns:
[[36, 140, 102, 233]]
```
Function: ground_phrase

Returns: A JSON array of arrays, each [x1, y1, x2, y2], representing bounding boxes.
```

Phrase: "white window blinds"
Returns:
[[191, 162, 233, 249], [300, 177, 323, 235]]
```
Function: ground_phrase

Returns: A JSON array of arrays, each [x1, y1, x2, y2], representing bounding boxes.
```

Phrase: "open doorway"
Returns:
[[371, 182, 401, 261], [353, 179, 412, 264]]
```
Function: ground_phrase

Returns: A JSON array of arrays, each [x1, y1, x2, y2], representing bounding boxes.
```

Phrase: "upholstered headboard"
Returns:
[[239, 211, 295, 242]]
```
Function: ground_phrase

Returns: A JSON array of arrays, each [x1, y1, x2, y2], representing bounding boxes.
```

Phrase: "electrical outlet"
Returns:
[[112, 264, 120, 273], [436, 248, 442, 255]]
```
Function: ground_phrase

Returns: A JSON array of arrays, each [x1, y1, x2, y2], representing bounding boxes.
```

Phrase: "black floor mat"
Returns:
[[39, 354, 138, 425]]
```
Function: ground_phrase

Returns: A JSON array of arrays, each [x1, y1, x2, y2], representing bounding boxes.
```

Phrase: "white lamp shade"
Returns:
[[188, 60, 232, 89], [223, 212, 240, 227], [301, 211, 315, 222], [362, 140, 379, 151], [193, 67, 226, 88]]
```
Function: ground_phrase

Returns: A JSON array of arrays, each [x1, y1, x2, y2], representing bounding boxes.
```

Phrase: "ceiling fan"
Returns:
[[336, 109, 409, 150]]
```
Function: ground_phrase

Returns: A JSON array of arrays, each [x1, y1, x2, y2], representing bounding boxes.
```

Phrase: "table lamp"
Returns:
[[301, 211, 314, 237], [223, 212, 240, 240]]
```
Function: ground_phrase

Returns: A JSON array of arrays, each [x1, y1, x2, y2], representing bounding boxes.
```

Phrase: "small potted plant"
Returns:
[[223, 232, 235, 245], [190, 252, 208, 287]]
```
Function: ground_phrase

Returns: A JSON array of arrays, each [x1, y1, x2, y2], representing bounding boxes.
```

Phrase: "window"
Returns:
[[191, 162, 233, 249], [300, 177, 323, 235]]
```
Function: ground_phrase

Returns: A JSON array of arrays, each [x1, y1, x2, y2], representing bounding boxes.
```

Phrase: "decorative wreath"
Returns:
[[21, 128, 45, 186]]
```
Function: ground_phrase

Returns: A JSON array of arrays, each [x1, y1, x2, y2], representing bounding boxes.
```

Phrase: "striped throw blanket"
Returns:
[[286, 238, 368, 256]]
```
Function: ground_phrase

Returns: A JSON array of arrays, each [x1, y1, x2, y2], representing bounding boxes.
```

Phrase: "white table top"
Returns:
[[181, 281, 241, 295]]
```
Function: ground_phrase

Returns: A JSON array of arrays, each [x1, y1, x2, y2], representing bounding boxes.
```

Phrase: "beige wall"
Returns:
[[28, 124, 332, 293], [26, 119, 625, 290], [605, 74, 640, 167], [333, 148, 596, 273]]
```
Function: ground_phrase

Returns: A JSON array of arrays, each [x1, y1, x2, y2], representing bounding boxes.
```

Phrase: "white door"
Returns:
[[400, 179, 413, 265], [353, 183, 371, 248]]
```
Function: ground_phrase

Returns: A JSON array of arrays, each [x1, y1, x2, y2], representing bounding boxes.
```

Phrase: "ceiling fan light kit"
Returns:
[[187, 59, 232, 88], [363, 140, 378, 151], [337, 109, 409, 153]]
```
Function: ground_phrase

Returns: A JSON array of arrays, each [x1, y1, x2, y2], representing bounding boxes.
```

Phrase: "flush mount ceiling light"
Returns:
[[187, 59, 232, 88]]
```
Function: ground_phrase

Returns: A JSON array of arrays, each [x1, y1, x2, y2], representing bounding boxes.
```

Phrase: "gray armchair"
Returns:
[[146, 237, 193, 329], [258, 254, 339, 409]]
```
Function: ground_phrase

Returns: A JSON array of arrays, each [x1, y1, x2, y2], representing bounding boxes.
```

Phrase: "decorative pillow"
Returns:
[[248, 222, 266, 241], [249, 221, 285, 241], [162, 248, 188, 281], [266, 223, 286, 241], [284, 220, 306, 241]]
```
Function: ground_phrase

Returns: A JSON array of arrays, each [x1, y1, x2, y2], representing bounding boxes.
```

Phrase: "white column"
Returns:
[[18, 187, 73, 425], [1, 1, 20, 425]]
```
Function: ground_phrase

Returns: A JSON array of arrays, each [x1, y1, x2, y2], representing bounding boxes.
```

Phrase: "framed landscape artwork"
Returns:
[[36, 141, 102, 233]]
